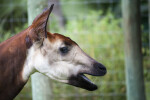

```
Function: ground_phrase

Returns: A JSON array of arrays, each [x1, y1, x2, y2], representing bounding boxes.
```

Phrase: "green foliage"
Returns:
[[0, 0, 27, 32], [0, 0, 27, 18], [60, 0, 121, 19], [0, 23, 28, 43], [0, 31, 12, 42]]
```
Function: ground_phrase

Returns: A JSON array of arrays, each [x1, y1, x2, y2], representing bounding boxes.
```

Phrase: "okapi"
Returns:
[[0, 4, 106, 100]]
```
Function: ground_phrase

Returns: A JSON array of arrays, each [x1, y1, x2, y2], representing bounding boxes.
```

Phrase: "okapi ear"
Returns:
[[31, 4, 54, 38]]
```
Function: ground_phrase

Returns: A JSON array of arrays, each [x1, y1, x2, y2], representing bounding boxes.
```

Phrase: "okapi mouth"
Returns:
[[68, 62, 107, 91]]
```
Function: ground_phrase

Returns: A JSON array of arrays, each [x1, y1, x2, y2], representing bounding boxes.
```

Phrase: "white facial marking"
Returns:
[[22, 47, 36, 81], [22, 38, 93, 83]]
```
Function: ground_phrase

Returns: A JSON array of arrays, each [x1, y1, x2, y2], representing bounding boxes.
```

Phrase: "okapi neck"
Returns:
[[0, 29, 29, 100]]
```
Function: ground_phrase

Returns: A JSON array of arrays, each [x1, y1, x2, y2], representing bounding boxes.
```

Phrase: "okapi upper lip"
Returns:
[[81, 62, 107, 77]]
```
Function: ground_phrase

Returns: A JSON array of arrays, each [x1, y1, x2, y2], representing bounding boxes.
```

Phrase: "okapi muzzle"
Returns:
[[0, 4, 106, 100]]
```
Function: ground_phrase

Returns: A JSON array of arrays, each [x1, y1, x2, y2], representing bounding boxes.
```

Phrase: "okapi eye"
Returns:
[[60, 47, 69, 54]]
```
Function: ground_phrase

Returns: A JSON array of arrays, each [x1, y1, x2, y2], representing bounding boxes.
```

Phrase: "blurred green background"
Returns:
[[0, 0, 149, 100]]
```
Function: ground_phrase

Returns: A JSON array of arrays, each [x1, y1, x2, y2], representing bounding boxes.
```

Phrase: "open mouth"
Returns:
[[79, 74, 98, 91], [68, 73, 101, 91], [68, 63, 106, 91]]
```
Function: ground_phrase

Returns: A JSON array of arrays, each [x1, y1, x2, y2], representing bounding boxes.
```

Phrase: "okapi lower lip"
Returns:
[[68, 73, 98, 91], [79, 74, 96, 86]]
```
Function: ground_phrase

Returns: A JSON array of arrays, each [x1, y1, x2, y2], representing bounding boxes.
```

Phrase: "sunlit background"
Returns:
[[0, 0, 149, 100]]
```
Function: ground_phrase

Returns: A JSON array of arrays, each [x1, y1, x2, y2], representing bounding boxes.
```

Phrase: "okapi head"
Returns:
[[23, 4, 107, 91]]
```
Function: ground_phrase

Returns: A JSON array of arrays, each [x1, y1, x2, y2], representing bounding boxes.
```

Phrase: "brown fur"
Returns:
[[0, 29, 30, 100], [47, 32, 77, 45]]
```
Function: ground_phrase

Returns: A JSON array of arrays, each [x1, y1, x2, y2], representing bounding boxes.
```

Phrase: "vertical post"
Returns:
[[27, 0, 53, 100], [122, 0, 146, 100], [149, 0, 150, 54]]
